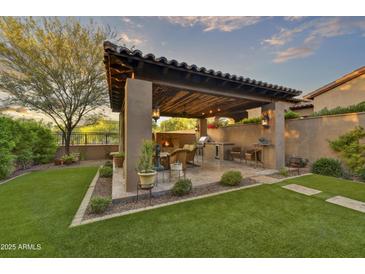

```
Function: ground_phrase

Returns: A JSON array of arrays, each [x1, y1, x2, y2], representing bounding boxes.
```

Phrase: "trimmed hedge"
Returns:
[[312, 101, 365, 117], [311, 158, 343, 178], [0, 116, 57, 179]]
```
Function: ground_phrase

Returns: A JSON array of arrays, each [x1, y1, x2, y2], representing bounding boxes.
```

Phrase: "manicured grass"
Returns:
[[1, 168, 365, 257], [281, 174, 365, 202]]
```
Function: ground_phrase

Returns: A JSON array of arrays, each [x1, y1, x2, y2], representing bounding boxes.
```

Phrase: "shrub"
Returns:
[[0, 116, 57, 179], [99, 166, 113, 178], [329, 126, 365, 174], [90, 196, 111, 214], [279, 167, 289, 177], [171, 179, 192, 196], [220, 171, 243, 186], [312, 101, 365, 117], [237, 117, 262, 125], [285, 110, 300, 119], [104, 160, 113, 167], [311, 158, 343, 177]]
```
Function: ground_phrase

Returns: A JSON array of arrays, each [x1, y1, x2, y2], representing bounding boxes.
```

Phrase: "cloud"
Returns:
[[163, 16, 263, 32], [117, 33, 144, 46], [273, 47, 314, 63], [265, 17, 365, 63], [284, 16, 305, 22]]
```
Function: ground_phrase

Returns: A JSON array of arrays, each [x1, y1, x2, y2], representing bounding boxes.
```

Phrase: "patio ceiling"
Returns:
[[104, 41, 302, 118]]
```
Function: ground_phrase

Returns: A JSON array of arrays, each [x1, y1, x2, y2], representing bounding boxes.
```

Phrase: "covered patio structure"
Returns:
[[103, 41, 302, 194]]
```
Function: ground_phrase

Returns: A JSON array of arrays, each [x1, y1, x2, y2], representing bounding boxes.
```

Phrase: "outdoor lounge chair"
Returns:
[[169, 148, 189, 180]]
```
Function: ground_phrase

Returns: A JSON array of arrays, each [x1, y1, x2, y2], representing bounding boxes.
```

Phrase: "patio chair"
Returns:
[[169, 148, 189, 180], [183, 144, 197, 165], [287, 157, 308, 175], [229, 147, 243, 162], [244, 149, 257, 166]]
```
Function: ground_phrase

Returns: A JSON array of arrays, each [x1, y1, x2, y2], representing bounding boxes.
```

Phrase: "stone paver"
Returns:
[[282, 184, 321, 196], [252, 175, 280, 184], [326, 196, 365, 213]]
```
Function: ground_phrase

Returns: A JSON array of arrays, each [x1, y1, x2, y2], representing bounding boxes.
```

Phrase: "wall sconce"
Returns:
[[262, 112, 270, 128], [195, 123, 200, 132], [152, 106, 160, 122]]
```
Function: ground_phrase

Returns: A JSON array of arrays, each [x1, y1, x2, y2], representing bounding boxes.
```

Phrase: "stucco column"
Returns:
[[199, 118, 207, 138], [119, 111, 125, 153], [124, 78, 153, 192], [261, 101, 285, 170]]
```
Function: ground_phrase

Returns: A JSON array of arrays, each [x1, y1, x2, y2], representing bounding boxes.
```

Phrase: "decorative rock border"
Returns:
[[70, 172, 313, 228], [69, 167, 100, 227]]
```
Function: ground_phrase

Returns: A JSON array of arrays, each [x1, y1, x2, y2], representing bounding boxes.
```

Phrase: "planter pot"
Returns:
[[54, 159, 63, 166], [114, 157, 124, 168], [63, 159, 73, 165], [137, 171, 157, 188]]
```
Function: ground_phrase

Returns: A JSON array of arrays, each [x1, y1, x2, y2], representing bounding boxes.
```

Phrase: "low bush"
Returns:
[[220, 171, 243, 186], [311, 158, 343, 177], [90, 196, 111, 214], [279, 167, 289, 177], [312, 101, 365, 117], [99, 166, 113, 178], [285, 110, 300, 119], [104, 160, 113, 167], [172, 179, 192, 196]]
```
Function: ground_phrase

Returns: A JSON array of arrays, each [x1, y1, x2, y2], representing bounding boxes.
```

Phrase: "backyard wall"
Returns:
[[56, 144, 118, 160], [285, 112, 365, 163], [208, 112, 365, 165]]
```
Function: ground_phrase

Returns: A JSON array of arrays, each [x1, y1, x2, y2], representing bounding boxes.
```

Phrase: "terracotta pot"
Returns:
[[63, 159, 73, 165], [54, 159, 63, 166], [137, 171, 157, 188], [114, 157, 124, 168]]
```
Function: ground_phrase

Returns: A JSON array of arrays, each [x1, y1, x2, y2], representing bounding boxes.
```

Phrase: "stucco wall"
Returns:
[[285, 112, 365, 163], [208, 112, 365, 166], [56, 144, 118, 160], [313, 75, 365, 112]]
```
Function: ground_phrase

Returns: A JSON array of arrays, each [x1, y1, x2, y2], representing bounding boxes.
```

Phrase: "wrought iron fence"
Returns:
[[54, 132, 119, 145]]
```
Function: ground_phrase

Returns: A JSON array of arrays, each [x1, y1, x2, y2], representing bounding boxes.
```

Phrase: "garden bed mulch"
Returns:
[[83, 177, 258, 221]]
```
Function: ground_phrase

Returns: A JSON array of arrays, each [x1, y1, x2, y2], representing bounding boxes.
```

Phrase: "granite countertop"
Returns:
[[205, 142, 235, 145]]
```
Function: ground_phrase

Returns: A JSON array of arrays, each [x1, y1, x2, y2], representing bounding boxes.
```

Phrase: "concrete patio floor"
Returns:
[[112, 157, 277, 202]]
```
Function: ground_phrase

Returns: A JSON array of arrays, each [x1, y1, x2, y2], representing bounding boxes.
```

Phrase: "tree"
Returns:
[[159, 117, 197, 132], [0, 17, 109, 154]]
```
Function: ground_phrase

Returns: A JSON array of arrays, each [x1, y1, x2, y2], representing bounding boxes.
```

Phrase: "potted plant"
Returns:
[[61, 154, 74, 165], [110, 151, 125, 168], [137, 140, 156, 188]]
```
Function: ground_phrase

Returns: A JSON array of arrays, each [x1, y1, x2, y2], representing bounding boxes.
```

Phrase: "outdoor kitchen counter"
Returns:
[[203, 142, 235, 161]]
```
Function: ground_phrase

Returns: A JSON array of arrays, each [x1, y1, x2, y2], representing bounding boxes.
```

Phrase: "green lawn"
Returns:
[[280, 174, 365, 202], [1, 168, 365, 257]]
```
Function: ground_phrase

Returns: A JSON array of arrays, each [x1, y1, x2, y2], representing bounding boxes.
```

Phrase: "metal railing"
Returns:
[[54, 132, 119, 145]]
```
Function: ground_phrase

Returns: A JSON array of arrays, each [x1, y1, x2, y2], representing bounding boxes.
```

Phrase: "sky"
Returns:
[[1, 16, 365, 122], [93, 16, 365, 93]]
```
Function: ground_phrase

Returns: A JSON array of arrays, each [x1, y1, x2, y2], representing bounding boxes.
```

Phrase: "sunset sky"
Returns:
[[1, 16, 365, 121]]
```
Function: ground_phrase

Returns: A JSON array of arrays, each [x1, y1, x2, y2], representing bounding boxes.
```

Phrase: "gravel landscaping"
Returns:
[[83, 177, 258, 220]]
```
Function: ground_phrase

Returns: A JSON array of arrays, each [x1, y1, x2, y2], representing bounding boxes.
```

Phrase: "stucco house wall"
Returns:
[[312, 74, 365, 112]]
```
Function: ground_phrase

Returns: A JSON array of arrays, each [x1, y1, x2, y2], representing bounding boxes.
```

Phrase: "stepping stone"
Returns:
[[282, 184, 321, 196], [252, 175, 280, 184], [326, 196, 365, 213]]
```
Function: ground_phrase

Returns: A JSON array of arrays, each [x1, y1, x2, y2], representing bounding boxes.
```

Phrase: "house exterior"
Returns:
[[304, 66, 365, 112]]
